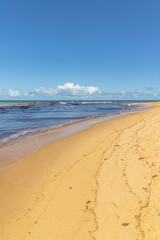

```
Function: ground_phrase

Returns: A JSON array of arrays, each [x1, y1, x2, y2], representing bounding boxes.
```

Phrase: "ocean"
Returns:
[[0, 100, 142, 147]]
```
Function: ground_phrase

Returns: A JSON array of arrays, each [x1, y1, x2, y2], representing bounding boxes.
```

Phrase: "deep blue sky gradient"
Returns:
[[0, 0, 160, 95]]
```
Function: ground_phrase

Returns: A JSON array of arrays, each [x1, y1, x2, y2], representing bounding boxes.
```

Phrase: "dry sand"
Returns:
[[1, 103, 160, 239]]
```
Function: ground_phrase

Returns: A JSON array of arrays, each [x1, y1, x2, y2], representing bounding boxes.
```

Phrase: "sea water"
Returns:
[[0, 100, 140, 146]]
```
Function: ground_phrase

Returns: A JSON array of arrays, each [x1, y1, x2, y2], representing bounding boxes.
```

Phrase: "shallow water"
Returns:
[[0, 100, 139, 146], [0, 101, 150, 169]]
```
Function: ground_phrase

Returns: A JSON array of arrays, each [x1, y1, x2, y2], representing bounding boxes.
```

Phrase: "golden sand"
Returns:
[[1, 103, 160, 239]]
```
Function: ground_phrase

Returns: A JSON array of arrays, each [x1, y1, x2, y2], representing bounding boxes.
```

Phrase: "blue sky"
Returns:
[[0, 0, 160, 99]]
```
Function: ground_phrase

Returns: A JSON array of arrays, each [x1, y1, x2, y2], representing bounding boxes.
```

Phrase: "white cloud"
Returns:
[[8, 89, 20, 97], [1, 83, 160, 100], [28, 83, 101, 97], [30, 87, 57, 96], [57, 82, 101, 96]]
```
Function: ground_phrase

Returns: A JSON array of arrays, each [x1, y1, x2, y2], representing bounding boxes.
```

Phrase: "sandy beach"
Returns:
[[1, 102, 160, 240]]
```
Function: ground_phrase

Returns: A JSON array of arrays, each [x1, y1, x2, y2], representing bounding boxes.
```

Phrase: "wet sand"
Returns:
[[0, 102, 160, 239]]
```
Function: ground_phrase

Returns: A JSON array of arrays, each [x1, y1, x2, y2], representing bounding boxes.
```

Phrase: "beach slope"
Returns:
[[1, 103, 160, 239]]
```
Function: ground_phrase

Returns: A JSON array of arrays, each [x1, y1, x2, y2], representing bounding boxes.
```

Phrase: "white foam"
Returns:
[[81, 101, 108, 104], [59, 102, 67, 104], [1, 130, 36, 144]]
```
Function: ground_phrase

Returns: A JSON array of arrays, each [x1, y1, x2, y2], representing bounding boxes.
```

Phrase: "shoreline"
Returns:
[[0, 103, 149, 170], [0, 101, 144, 148], [0, 102, 160, 239]]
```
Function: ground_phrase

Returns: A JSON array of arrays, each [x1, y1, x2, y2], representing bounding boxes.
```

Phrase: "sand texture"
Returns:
[[1, 103, 160, 239]]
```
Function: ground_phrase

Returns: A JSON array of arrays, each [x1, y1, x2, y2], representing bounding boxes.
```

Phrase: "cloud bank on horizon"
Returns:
[[0, 82, 159, 100]]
